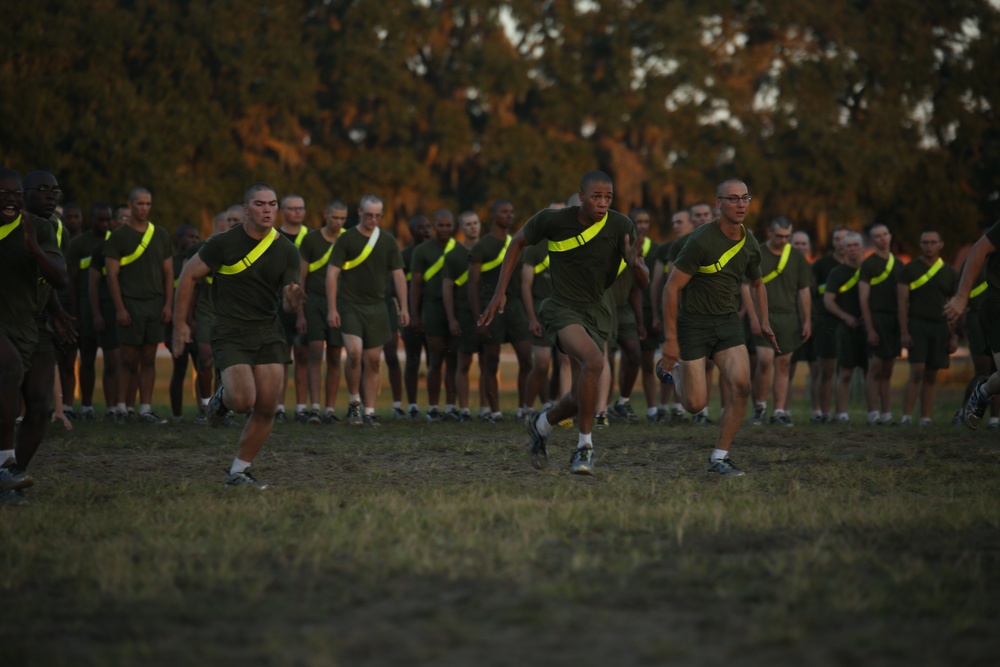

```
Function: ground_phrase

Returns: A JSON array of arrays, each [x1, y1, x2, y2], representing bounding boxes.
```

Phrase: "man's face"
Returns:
[[768, 225, 792, 251], [714, 184, 749, 225], [461, 215, 481, 242], [920, 232, 943, 260], [92, 207, 112, 236], [177, 228, 199, 252], [843, 236, 863, 263], [870, 225, 891, 252], [360, 202, 385, 233], [226, 208, 245, 228], [434, 215, 454, 243], [62, 205, 83, 235], [633, 212, 650, 237], [690, 204, 713, 226], [0, 175, 23, 225], [579, 182, 612, 224], [25, 174, 60, 219], [281, 197, 306, 225], [112, 209, 130, 230], [245, 189, 279, 229], [791, 231, 811, 257], [492, 202, 515, 230], [832, 229, 848, 254], [324, 207, 347, 235], [672, 212, 693, 236], [129, 193, 152, 223]]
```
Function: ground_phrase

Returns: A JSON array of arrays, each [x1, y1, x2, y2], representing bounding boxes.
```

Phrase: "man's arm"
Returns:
[[325, 265, 341, 328], [626, 234, 650, 289], [105, 258, 129, 326], [442, 277, 460, 337], [24, 219, 67, 289], [392, 268, 410, 327], [479, 231, 530, 326], [520, 263, 541, 338], [88, 268, 105, 332], [649, 259, 666, 333], [171, 255, 212, 356], [629, 283, 644, 340], [661, 268, 694, 367], [749, 278, 778, 353], [797, 286, 812, 343], [161, 257, 174, 324], [409, 272, 424, 333], [858, 281, 876, 346], [897, 283, 911, 349], [945, 234, 996, 322], [824, 291, 858, 328]]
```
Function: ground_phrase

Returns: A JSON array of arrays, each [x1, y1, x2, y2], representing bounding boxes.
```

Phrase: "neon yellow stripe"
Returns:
[[455, 270, 469, 286], [838, 268, 861, 293], [217, 228, 278, 275], [617, 258, 628, 276], [342, 227, 380, 271], [970, 281, 988, 299], [0, 214, 21, 241], [817, 284, 827, 295], [308, 243, 334, 273], [481, 236, 511, 272], [295, 227, 307, 247], [761, 243, 791, 284], [80, 257, 92, 269], [534, 255, 550, 274], [56, 218, 64, 247], [422, 239, 456, 282], [908, 257, 944, 291], [642, 237, 652, 257], [697, 225, 747, 274], [548, 213, 608, 252], [868, 253, 895, 286], [205, 276, 214, 285], [119, 223, 156, 267]]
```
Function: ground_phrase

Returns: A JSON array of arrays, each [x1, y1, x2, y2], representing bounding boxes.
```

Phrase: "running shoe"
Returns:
[[0, 463, 32, 491], [964, 376, 990, 431], [525, 413, 549, 470], [570, 447, 594, 475], [751, 408, 766, 426], [594, 413, 610, 428], [770, 413, 793, 427], [362, 413, 381, 427], [707, 457, 745, 477], [347, 402, 363, 426], [224, 468, 268, 490]]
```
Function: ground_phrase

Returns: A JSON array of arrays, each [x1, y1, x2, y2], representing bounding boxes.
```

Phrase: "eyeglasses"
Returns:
[[719, 195, 752, 204], [0, 190, 24, 198], [283, 206, 305, 212], [27, 186, 62, 196], [362, 212, 383, 220]]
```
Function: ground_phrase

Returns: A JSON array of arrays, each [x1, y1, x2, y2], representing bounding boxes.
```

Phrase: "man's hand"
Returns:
[[410, 314, 424, 335], [449, 318, 461, 337], [944, 295, 968, 323], [479, 293, 506, 327], [901, 333, 913, 350], [116, 308, 131, 327], [398, 310, 410, 328], [949, 334, 958, 354], [93, 311, 106, 332], [651, 315, 662, 336], [800, 319, 812, 344], [866, 328, 880, 347], [172, 322, 192, 357], [52, 311, 77, 345], [760, 323, 780, 355], [296, 312, 307, 335], [160, 304, 172, 325], [528, 316, 542, 338], [283, 284, 305, 313], [661, 338, 681, 368], [328, 309, 341, 329]]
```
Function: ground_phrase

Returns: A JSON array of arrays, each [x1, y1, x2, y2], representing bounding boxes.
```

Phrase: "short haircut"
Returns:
[[868, 222, 890, 237], [715, 180, 745, 197], [113, 204, 130, 218], [90, 201, 112, 216], [458, 210, 478, 225], [689, 201, 711, 211], [128, 186, 151, 202], [0, 167, 21, 183], [579, 170, 612, 192], [175, 223, 197, 239], [832, 225, 850, 236], [434, 208, 454, 223], [770, 216, 793, 230], [325, 199, 348, 213], [23, 170, 55, 189], [213, 211, 228, 229], [843, 231, 864, 246], [490, 199, 511, 214], [792, 230, 812, 242], [407, 215, 428, 232], [359, 194, 382, 211], [629, 207, 649, 219], [243, 183, 275, 204], [566, 193, 582, 207], [920, 228, 942, 240], [280, 194, 303, 209]]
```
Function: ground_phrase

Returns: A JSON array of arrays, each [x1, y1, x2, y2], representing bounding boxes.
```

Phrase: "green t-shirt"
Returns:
[[826, 263, 862, 318], [104, 222, 172, 300], [66, 231, 105, 313], [759, 244, 811, 314], [639, 238, 659, 312], [299, 229, 338, 296], [898, 258, 958, 323], [198, 225, 300, 328], [329, 227, 403, 305], [673, 222, 762, 317], [859, 252, 901, 314], [35, 214, 69, 319], [521, 207, 636, 305], [0, 212, 60, 327], [443, 244, 472, 312], [185, 240, 215, 319], [812, 254, 842, 319], [411, 238, 457, 302], [610, 263, 634, 309], [667, 234, 691, 264], [470, 233, 519, 300], [522, 241, 552, 302], [984, 219, 1000, 298]]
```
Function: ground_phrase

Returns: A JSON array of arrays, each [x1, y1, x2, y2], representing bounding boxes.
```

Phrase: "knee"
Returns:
[[732, 379, 751, 400], [581, 352, 604, 376]]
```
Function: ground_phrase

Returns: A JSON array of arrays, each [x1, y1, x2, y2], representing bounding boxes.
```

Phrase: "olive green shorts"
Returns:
[[339, 299, 393, 349], [211, 320, 290, 372], [193, 295, 215, 345], [0, 319, 38, 381], [454, 308, 480, 355], [279, 308, 304, 347], [421, 299, 450, 339], [677, 311, 745, 361], [967, 306, 987, 356], [94, 299, 119, 351], [530, 300, 555, 347], [306, 292, 343, 347], [814, 314, 839, 359], [791, 335, 815, 363], [616, 306, 638, 344], [482, 297, 529, 345], [835, 321, 868, 370], [34, 317, 56, 356], [119, 297, 165, 346], [753, 310, 800, 356], [541, 296, 614, 352], [907, 318, 951, 370], [869, 311, 901, 359]]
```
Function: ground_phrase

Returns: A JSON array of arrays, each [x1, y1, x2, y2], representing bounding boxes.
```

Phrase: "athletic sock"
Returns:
[[229, 458, 252, 475], [647, 407, 658, 417], [755, 401, 766, 410], [577, 432, 593, 449], [881, 412, 893, 423], [0, 450, 15, 465], [461, 407, 471, 416], [900, 415, 913, 425], [325, 407, 336, 416], [989, 417, 999, 427], [445, 404, 455, 413], [199, 397, 209, 408], [490, 411, 503, 420], [311, 403, 320, 412], [392, 401, 402, 409], [919, 417, 932, 427], [116, 402, 126, 414], [276, 405, 285, 414], [711, 448, 729, 461], [536, 412, 553, 436], [365, 407, 375, 416], [295, 404, 306, 414], [350, 394, 361, 405], [867, 410, 880, 424], [616, 396, 629, 406], [139, 403, 152, 415]]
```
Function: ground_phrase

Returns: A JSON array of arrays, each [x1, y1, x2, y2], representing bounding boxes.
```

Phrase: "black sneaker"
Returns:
[[610, 401, 639, 423], [707, 456, 745, 477], [362, 413, 381, 427], [751, 408, 766, 426], [443, 409, 461, 422], [570, 447, 594, 474], [224, 467, 268, 490], [207, 386, 229, 428], [525, 413, 549, 470], [964, 376, 990, 430], [307, 410, 323, 425], [692, 413, 713, 425], [139, 411, 168, 424], [595, 413, 610, 428], [408, 406, 421, 420], [0, 489, 28, 505], [273, 410, 287, 424], [322, 412, 341, 424], [0, 463, 32, 491], [426, 407, 442, 422], [347, 402, 363, 426], [392, 406, 407, 419], [770, 413, 793, 427], [295, 410, 310, 424], [458, 412, 473, 423]]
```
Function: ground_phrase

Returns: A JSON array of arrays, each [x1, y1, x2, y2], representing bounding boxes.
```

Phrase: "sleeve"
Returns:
[[795, 251, 811, 288], [36, 218, 60, 255], [858, 257, 874, 282], [672, 237, 702, 276], [386, 239, 404, 271], [827, 266, 845, 293], [897, 262, 912, 285], [411, 243, 428, 273], [468, 240, 484, 264], [329, 235, 349, 268], [104, 230, 123, 260], [157, 227, 172, 262], [744, 238, 762, 281], [198, 235, 223, 271], [521, 214, 545, 246]]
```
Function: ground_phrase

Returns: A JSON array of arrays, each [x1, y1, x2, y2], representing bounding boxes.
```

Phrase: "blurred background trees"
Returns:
[[2, 0, 997, 254]]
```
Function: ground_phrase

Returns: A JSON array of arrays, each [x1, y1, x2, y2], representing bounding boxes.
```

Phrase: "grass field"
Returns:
[[2, 356, 999, 666]]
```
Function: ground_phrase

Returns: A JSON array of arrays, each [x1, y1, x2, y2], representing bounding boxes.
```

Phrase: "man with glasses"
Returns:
[[661, 179, 773, 477], [858, 223, 902, 425], [750, 216, 811, 426], [276, 194, 310, 423], [327, 195, 408, 426], [897, 230, 958, 426], [105, 187, 173, 423]]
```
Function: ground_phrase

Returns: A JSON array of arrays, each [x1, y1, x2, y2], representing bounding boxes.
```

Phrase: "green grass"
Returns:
[[3, 383, 999, 665]]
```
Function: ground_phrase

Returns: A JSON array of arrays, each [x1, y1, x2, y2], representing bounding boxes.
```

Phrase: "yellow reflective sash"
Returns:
[[119, 223, 156, 267], [817, 284, 827, 295], [697, 225, 747, 274], [342, 227, 380, 271], [642, 237, 652, 257], [548, 213, 608, 253], [481, 235, 511, 272], [970, 281, 988, 299], [291, 227, 307, 247], [217, 227, 279, 275], [455, 270, 469, 286], [56, 217, 64, 247], [838, 268, 861, 293], [616, 258, 628, 276], [308, 240, 336, 273], [761, 243, 791, 284], [422, 238, 456, 282], [205, 276, 214, 285], [105, 230, 111, 240], [80, 257, 92, 269], [908, 257, 944, 291], [534, 255, 550, 274], [868, 253, 895, 286], [0, 214, 21, 241]]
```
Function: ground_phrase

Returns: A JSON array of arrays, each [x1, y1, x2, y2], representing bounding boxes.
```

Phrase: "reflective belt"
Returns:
[[308, 241, 335, 273], [761, 243, 791, 284], [534, 256, 550, 274], [697, 225, 747, 274], [422, 239, 456, 282], [548, 213, 608, 252], [216, 228, 278, 275], [119, 223, 156, 267], [342, 227, 380, 271], [868, 253, 895, 286], [970, 281, 988, 299], [0, 214, 21, 241], [817, 284, 827, 295], [908, 258, 944, 291], [838, 268, 861, 293], [481, 236, 511, 272]]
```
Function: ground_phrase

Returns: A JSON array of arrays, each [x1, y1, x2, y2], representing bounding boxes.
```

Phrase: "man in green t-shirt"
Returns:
[[858, 223, 902, 425], [275, 194, 310, 423], [297, 200, 346, 424], [810, 226, 848, 423], [410, 209, 460, 421], [327, 194, 408, 426], [399, 215, 431, 419], [946, 218, 1000, 429], [0, 168, 67, 502], [662, 179, 773, 477], [750, 216, 812, 427], [173, 183, 303, 489], [897, 229, 958, 426], [105, 187, 173, 423], [88, 205, 129, 420], [823, 231, 868, 424], [481, 171, 647, 475]]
